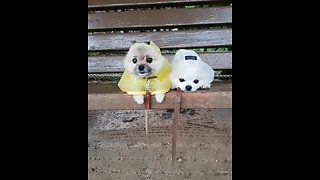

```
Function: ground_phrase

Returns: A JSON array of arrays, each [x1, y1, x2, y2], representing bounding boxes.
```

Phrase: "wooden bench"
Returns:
[[88, 0, 232, 110]]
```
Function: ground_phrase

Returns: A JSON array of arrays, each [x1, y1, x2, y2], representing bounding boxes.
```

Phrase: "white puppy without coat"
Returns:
[[170, 49, 214, 92]]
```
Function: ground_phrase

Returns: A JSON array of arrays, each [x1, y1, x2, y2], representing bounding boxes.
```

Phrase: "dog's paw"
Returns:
[[133, 95, 144, 104], [201, 84, 212, 89], [170, 83, 177, 90], [155, 93, 165, 103]]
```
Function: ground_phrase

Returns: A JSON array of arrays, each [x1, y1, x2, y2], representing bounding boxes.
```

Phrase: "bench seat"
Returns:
[[88, 81, 231, 110]]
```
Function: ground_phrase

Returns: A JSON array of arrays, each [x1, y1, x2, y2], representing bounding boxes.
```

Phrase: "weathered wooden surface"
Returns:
[[88, 0, 230, 10], [88, 108, 232, 179], [88, 81, 231, 110], [88, 7, 232, 31], [88, 29, 232, 51], [88, 52, 232, 73]]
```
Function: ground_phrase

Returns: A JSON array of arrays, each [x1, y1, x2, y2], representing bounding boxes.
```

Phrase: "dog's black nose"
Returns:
[[185, 85, 192, 91], [138, 65, 145, 71]]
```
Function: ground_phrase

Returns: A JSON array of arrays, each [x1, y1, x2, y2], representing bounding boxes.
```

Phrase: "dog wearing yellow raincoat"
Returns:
[[118, 41, 171, 104]]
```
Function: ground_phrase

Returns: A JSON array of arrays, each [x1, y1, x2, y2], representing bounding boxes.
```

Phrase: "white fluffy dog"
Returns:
[[170, 49, 214, 92]]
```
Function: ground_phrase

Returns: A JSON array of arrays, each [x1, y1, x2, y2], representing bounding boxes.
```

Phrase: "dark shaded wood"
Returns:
[[88, 7, 231, 31], [88, 0, 230, 10], [171, 88, 182, 167], [88, 52, 232, 73], [88, 81, 232, 110], [88, 29, 232, 51]]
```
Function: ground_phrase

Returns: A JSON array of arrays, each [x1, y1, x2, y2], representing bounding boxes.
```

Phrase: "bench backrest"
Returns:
[[88, 0, 232, 76]]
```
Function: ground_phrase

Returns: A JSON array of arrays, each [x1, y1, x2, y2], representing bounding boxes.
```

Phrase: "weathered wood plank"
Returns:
[[88, 7, 232, 31], [88, 81, 232, 110], [88, 52, 232, 73], [88, 29, 232, 51], [88, 0, 230, 10]]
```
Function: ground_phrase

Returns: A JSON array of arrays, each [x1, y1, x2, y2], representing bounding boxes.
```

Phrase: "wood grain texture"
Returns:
[[88, 52, 232, 73], [88, 81, 232, 110], [88, 29, 232, 51], [88, 7, 232, 31], [88, 0, 230, 10]]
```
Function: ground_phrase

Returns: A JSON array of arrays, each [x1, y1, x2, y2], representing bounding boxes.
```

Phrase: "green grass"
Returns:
[[193, 48, 228, 53], [88, 52, 101, 56]]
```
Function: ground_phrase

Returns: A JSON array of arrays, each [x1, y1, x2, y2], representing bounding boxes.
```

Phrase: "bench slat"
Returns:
[[88, 52, 232, 73], [88, 0, 229, 10], [88, 7, 231, 31], [88, 29, 231, 51], [88, 81, 231, 110]]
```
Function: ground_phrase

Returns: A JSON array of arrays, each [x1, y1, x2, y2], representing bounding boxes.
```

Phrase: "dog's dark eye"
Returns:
[[146, 58, 153, 63], [132, 58, 137, 64], [179, 78, 185, 82], [193, 79, 199, 84]]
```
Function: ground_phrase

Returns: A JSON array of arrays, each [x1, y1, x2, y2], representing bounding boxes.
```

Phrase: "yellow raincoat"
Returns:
[[117, 42, 172, 95]]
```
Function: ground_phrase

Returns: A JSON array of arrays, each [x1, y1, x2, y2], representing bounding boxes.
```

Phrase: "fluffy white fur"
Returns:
[[124, 43, 164, 78], [170, 49, 214, 92]]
